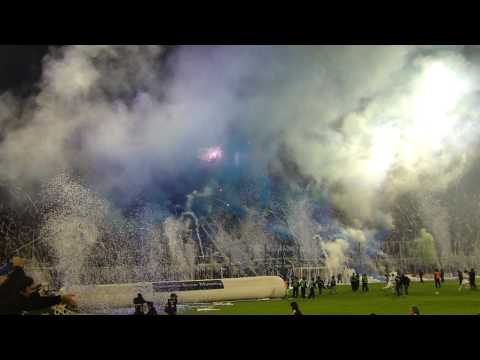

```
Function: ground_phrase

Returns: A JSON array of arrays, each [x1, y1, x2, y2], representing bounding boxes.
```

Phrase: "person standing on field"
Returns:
[[434, 269, 441, 289], [300, 277, 307, 298], [308, 278, 316, 299], [292, 277, 299, 298], [361, 274, 369, 292], [457, 270, 463, 286], [469, 269, 477, 290]]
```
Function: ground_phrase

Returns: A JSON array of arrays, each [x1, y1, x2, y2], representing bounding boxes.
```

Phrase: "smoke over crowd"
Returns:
[[2, 45, 480, 280]]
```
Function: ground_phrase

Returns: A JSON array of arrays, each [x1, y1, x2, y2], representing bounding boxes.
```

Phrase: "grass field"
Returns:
[[184, 280, 480, 315]]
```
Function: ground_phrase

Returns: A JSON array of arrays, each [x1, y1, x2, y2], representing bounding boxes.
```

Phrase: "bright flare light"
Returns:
[[409, 61, 469, 146], [199, 146, 223, 162], [366, 60, 470, 182]]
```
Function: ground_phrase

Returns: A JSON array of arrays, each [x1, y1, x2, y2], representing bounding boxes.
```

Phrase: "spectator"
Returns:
[[290, 302, 303, 316], [0, 276, 76, 315], [133, 293, 146, 315], [164, 298, 177, 316], [146, 301, 158, 315], [418, 270, 424, 283]]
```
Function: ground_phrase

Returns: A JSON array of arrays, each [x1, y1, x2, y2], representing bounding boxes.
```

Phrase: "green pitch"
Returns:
[[184, 280, 480, 315]]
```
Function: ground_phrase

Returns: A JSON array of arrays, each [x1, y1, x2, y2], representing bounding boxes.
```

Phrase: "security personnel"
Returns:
[[361, 273, 369, 292], [300, 277, 307, 298], [316, 277, 324, 295], [292, 277, 299, 298], [395, 273, 403, 296], [350, 274, 356, 292]]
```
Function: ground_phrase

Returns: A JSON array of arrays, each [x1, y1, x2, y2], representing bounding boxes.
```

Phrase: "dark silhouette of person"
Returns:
[[419, 270, 424, 283], [440, 269, 445, 283], [350, 273, 356, 292], [402, 274, 411, 295], [170, 293, 178, 307], [290, 301, 303, 316], [316, 277, 324, 295], [337, 273, 342, 284], [361, 273, 369, 292], [0, 276, 75, 315], [300, 277, 307, 298], [308, 278, 316, 299], [458, 270, 463, 286], [434, 269, 441, 289], [164, 298, 177, 316], [395, 273, 403, 296], [146, 301, 158, 315], [329, 276, 337, 294], [292, 277, 299, 298], [469, 268, 477, 290], [133, 293, 146, 315]]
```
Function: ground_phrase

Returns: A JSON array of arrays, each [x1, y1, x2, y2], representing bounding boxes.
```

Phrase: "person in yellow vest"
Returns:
[[361, 274, 369, 292]]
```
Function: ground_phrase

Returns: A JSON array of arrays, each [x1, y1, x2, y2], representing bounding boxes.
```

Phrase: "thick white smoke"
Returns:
[[2, 45, 480, 267]]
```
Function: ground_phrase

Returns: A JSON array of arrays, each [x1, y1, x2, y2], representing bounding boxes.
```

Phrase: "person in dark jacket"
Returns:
[[308, 278, 316, 299], [300, 277, 307, 298], [290, 301, 303, 316], [350, 274, 356, 292], [146, 301, 158, 315], [292, 277, 299, 298], [395, 273, 403, 296], [457, 270, 463, 286], [0, 276, 75, 315], [469, 268, 477, 290], [0, 266, 27, 299], [170, 293, 178, 307], [440, 269, 445, 283], [402, 274, 411, 295], [329, 276, 337, 294], [316, 277, 324, 295], [133, 293, 146, 315], [164, 298, 177, 315], [419, 270, 424, 283]]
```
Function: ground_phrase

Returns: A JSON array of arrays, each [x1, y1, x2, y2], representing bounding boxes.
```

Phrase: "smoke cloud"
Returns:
[[3, 45, 480, 266]]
